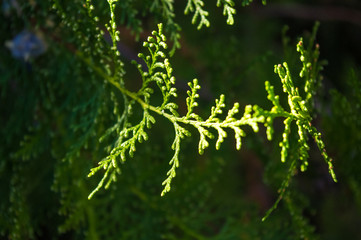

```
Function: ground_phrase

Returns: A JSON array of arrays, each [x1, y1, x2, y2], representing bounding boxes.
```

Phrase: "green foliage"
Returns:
[[185, 0, 266, 29], [1, 0, 361, 239], [84, 19, 336, 208], [185, 0, 210, 29]]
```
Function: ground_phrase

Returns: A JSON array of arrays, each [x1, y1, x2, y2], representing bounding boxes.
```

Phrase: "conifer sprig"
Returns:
[[150, 0, 181, 55], [161, 122, 191, 196], [217, 0, 236, 25], [297, 22, 324, 109], [106, 0, 124, 81], [185, 0, 267, 29], [184, 0, 210, 30], [86, 23, 336, 219], [135, 26, 178, 115]]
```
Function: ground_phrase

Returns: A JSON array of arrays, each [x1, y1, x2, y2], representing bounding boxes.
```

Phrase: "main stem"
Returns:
[[76, 51, 292, 131]]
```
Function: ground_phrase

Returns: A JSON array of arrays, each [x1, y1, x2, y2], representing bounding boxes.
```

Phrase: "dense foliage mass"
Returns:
[[1, 0, 361, 239]]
